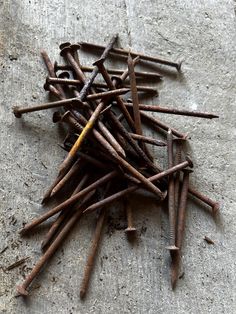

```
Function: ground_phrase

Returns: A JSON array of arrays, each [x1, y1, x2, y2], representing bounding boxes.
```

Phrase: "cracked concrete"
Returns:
[[0, 0, 236, 313]]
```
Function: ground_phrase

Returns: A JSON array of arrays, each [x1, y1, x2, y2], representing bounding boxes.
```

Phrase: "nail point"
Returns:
[[125, 227, 136, 233], [166, 245, 179, 251], [16, 285, 28, 296]]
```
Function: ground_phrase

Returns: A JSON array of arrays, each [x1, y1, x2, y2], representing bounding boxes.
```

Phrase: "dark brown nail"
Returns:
[[41, 50, 66, 99], [41, 172, 65, 204], [139, 110, 189, 139], [188, 186, 219, 214], [50, 158, 84, 197], [46, 77, 130, 99], [171, 169, 192, 289], [123, 103, 218, 119], [129, 133, 166, 147], [166, 130, 179, 252], [175, 171, 192, 252], [80, 41, 182, 71], [127, 54, 143, 139], [173, 139, 185, 208], [80, 206, 107, 298], [80, 182, 111, 299], [54, 62, 162, 79], [12, 98, 77, 117]]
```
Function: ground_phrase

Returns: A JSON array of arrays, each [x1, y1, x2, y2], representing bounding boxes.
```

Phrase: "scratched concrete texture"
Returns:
[[0, 0, 235, 313]]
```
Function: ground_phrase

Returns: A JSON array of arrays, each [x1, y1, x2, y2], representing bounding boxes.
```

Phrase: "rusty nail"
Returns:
[[166, 130, 179, 252], [188, 186, 219, 214], [79, 41, 182, 71], [12, 98, 77, 117], [127, 54, 143, 139], [171, 169, 192, 289], [129, 133, 166, 147], [41, 50, 66, 99], [54, 62, 162, 79], [19, 171, 118, 235], [41, 173, 90, 251], [173, 138, 186, 208], [84, 157, 193, 214], [123, 103, 218, 119], [138, 110, 189, 139], [50, 158, 84, 197], [16, 191, 94, 296], [80, 182, 111, 299]]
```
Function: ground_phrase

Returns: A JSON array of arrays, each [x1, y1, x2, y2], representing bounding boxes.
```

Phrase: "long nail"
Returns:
[[41, 173, 90, 251], [50, 158, 84, 197], [93, 58, 135, 131], [54, 62, 162, 79], [123, 102, 218, 119], [166, 130, 179, 252], [12, 98, 76, 117], [79, 41, 182, 71], [173, 139, 185, 208], [19, 171, 118, 234], [42, 134, 81, 204], [46, 78, 130, 100], [46, 77, 156, 93], [129, 133, 166, 147], [12, 88, 129, 118], [127, 54, 143, 139], [188, 186, 219, 214], [41, 50, 66, 99], [80, 182, 111, 299], [83, 157, 193, 214], [138, 110, 188, 139], [127, 54, 153, 160], [16, 191, 95, 296], [171, 169, 192, 289]]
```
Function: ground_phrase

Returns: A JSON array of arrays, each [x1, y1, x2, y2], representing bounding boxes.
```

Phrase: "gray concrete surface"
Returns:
[[0, 0, 236, 313]]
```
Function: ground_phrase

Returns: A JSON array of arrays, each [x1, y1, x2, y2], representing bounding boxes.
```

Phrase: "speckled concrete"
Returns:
[[0, 1, 235, 313]]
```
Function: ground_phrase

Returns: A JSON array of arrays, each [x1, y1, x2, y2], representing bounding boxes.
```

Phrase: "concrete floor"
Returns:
[[0, 0, 236, 313]]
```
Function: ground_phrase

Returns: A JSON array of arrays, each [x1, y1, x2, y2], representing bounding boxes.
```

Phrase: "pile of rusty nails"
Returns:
[[13, 34, 219, 297]]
